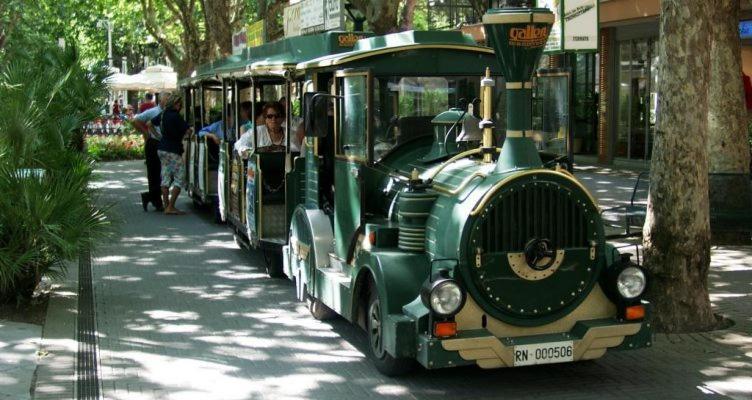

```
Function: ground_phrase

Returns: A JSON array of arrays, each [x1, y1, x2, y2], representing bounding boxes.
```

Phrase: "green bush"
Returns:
[[86, 133, 144, 161], [0, 41, 113, 302]]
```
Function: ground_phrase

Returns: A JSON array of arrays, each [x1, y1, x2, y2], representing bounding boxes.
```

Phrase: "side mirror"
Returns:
[[303, 92, 330, 138]]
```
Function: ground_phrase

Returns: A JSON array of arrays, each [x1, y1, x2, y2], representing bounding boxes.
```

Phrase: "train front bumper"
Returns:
[[415, 316, 652, 370]]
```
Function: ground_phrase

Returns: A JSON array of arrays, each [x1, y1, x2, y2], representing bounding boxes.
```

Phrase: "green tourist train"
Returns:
[[178, 2, 651, 376]]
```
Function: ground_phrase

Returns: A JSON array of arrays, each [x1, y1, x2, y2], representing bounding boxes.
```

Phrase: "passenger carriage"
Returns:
[[181, 4, 651, 376]]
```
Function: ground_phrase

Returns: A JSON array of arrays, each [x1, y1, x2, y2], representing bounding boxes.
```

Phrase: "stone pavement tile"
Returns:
[[0, 321, 41, 400], [32, 259, 79, 400], [87, 160, 752, 400]]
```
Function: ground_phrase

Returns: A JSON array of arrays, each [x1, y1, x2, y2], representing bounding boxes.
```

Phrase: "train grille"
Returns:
[[476, 182, 591, 253]]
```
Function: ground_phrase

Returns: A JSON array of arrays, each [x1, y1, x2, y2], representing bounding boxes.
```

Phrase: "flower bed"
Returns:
[[86, 133, 144, 161]]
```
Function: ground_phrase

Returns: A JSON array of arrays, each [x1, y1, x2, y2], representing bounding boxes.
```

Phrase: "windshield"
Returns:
[[372, 75, 504, 160]]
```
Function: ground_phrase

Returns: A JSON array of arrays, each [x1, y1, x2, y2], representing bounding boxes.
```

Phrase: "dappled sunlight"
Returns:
[[144, 310, 201, 321], [85, 160, 752, 399], [0, 322, 42, 398]]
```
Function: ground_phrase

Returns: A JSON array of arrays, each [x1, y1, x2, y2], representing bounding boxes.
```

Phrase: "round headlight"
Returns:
[[430, 281, 464, 316], [617, 267, 646, 299]]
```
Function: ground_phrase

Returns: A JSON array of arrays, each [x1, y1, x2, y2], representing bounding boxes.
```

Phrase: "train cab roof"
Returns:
[[296, 30, 495, 70]]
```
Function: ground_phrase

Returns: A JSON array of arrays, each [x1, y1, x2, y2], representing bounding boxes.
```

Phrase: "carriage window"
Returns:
[[337, 75, 368, 159], [371, 76, 493, 160]]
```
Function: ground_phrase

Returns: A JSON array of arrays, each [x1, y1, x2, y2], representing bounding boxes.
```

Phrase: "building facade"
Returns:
[[591, 0, 751, 166], [463, 0, 752, 167]]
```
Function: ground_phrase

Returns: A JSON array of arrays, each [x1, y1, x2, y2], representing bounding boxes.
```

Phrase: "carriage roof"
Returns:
[[181, 30, 497, 87]]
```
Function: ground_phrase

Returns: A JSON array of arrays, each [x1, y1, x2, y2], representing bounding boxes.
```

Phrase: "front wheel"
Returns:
[[367, 289, 415, 376], [307, 295, 337, 320]]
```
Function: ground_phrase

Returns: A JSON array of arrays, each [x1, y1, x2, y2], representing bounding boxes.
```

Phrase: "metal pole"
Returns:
[[107, 21, 113, 67]]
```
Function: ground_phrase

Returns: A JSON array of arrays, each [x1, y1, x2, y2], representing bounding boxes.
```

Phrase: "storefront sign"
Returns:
[[286, 0, 343, 37], [538, 0, 597, 53], [562, 0, 598, 51], [284, 2, 302, 37], [538, 0, 563, 53], [247, 20, 265, 47], [232, 29, 247, 55]]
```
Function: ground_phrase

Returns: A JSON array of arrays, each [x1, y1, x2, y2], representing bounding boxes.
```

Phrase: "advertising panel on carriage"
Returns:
[[246, 162, 257, 243], [284, 0, 344, 37]]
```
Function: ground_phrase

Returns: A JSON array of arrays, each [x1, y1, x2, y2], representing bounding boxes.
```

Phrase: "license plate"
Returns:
[[513, 341, 574, 366]]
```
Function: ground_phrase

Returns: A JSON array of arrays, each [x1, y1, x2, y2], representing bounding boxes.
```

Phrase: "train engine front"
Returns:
[[377, 2, 651, 372]]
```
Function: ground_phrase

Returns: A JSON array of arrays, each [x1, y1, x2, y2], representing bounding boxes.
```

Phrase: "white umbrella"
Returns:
[[106, 64, 177, 91]]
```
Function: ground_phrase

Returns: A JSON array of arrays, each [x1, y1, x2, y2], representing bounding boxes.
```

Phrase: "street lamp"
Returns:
[[97, 19, 113, 67]]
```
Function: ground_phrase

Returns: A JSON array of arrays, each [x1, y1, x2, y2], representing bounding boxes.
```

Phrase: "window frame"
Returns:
[[334, 69, 372, 163]]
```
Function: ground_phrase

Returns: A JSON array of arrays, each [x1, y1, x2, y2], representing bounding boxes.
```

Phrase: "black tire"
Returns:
[[263, 250, 286, 279], [366, 287, 415, 376], [233, 233, 246, 249], [307, 294, 337, 320]]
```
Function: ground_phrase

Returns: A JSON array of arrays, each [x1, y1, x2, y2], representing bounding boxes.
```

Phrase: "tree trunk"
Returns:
[[350, 0, 401, 35], [642, 0, 717, 333], [201, 0, 232, 56], [707, 0, 752, 244], [399, 0, 418, 31]]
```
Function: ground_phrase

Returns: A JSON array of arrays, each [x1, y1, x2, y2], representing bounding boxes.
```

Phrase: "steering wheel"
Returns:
[[382, 115, 400, 143], [524, 239, 557, 271]]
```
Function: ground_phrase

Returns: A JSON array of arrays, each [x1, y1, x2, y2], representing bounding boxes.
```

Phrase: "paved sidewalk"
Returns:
[[90, 160, 752, 400], [0, 321, 40, 400]]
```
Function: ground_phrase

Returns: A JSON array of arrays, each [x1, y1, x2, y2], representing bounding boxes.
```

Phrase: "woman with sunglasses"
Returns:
[[234, 102, 299, 156]]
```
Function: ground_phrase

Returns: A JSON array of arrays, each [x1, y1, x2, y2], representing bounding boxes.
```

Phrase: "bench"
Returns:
[[601, 171, 649, 239], [602, 172, 752, 241]]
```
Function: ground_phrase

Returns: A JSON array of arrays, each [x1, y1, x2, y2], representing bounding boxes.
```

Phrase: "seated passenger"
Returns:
[[234, 102, 300, 156], [198, 102, 251, 144]]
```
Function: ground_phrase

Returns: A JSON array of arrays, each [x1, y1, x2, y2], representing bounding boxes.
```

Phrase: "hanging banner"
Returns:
[[562, 0, 598, 51], [325, 0, 344, 31], [301, 0, 325, 34], [284, 2, 302, 37], [232, 29, 247, 55], [247, 20, 265, 47]]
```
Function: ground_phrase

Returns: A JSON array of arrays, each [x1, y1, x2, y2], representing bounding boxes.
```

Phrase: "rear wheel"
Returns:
[[366, 288, 415, 376], [212, 198, 223, 224]]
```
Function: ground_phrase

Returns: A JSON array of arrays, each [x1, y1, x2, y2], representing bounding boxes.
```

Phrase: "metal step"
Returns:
[[318, 263, 351, 290]]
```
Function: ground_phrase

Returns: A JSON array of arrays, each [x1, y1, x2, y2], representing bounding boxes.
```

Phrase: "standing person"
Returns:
[[153, 93, 192, 215], [112, 99, 121, 116], [139, 92, 156, 113], [132, 92, 169, 211]]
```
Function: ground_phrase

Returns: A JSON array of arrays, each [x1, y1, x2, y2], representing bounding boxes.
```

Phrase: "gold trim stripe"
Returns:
[[505, 82, 533, 89], [297, 44, 494, 69], [470, 170, 600, 216]]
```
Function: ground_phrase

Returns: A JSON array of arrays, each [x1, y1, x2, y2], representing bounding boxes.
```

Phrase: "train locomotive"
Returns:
[[179, 1, 651, 376]]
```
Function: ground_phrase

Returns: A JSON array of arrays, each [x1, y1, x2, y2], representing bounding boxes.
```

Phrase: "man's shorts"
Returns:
[[158, 150, 185, 189]]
